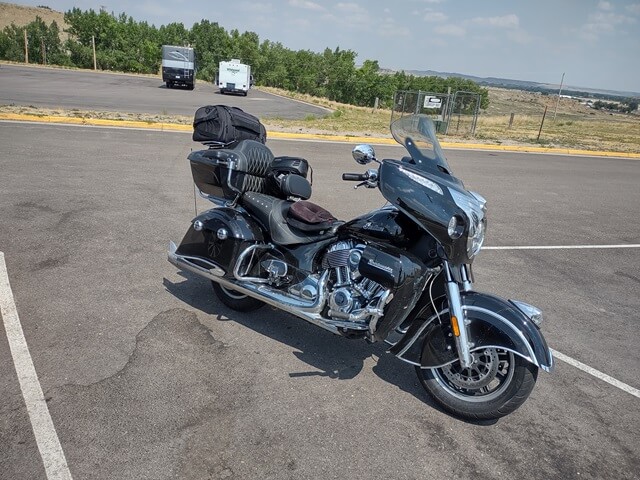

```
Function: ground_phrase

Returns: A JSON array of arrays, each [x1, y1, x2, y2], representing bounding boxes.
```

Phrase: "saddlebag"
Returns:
[[193, 105, 267, 146]]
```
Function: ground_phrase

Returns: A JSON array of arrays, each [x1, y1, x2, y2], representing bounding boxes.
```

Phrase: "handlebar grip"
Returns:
[[342, 173, 367, 181]]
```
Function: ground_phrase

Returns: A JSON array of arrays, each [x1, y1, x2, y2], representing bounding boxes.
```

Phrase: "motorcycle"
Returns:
[[168, 112, 553, 420]]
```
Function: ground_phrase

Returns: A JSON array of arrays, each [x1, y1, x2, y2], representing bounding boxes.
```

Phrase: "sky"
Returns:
[[16, 0, 640, 93]]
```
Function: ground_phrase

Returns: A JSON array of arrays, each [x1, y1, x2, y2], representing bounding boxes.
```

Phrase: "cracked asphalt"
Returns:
[[1, 123, 639, 480]]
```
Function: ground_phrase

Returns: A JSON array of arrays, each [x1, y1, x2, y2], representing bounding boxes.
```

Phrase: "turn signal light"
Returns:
[[450, 315, 460, 337]]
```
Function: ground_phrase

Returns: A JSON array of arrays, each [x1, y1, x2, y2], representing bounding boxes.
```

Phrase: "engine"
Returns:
[[321, 240, 388, 322]]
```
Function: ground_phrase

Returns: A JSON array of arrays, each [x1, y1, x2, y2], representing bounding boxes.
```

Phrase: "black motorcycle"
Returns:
[[168, 112, 553, 420]]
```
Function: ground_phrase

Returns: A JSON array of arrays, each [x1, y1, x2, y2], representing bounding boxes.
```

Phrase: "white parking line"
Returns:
[[485, 244, 640, 250], [551, 349, 640, 399], [0, 252, 73, 480]]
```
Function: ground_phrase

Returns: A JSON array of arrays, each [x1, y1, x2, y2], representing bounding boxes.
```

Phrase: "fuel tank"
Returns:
[[338, 206, 438, 264], [338, 205, 420, 245]]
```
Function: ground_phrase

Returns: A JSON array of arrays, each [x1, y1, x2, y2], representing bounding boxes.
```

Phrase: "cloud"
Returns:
[[470, 14, 519, 29], [334, 2, 370, 26], [507, 29, 534, 45], [627, 3, 640, 14], [423, 12, 448, 23], [239, 2, 274, 13], [579, 10, 636, 40], [336, 2, 367, 13], [434, 24, 465, 37], [288, 0, 324, 11], [597, 1, 613, 11], [377, 17, 411, 37]]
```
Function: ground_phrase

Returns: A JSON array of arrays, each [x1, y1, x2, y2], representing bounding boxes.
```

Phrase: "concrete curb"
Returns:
[[1, 113, 639, 159]]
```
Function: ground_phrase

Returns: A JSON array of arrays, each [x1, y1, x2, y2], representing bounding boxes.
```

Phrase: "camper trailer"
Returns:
[[218, 59, 251, 96], [162, 45, 196, 90]]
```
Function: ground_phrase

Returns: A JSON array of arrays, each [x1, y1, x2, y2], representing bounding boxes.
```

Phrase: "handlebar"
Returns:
[[342, 172, 369, 181]]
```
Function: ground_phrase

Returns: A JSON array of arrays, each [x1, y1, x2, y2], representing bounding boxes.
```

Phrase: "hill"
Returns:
[[389, 68, 640, 100], [0, 2, 67, 31]]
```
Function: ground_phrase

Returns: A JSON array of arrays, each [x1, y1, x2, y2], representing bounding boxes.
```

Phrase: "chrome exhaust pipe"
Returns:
[[168, 242, 369, 334]]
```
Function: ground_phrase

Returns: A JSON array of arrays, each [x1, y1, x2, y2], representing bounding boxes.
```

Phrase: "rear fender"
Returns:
[[390, 291, 554, 372]]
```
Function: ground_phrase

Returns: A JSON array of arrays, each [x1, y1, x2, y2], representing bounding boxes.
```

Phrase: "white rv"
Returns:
[[218, 59, 252, 96], [162, 45, 196, 90]]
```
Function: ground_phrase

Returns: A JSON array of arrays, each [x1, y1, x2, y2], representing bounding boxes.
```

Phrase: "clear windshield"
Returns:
[[390, 114, 452, 174]]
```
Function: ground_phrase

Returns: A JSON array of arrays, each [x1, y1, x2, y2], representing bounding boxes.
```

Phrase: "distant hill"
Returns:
[[384, 68, 640, 100], [0, 2, 67, 31]]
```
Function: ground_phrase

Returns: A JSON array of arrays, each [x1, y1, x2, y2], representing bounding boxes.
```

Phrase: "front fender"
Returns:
[[389, 291, 554, 372]]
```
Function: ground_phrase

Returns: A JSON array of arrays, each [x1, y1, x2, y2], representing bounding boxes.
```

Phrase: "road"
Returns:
[[0, 122, 638, 480], [0, 64, 330, 120]]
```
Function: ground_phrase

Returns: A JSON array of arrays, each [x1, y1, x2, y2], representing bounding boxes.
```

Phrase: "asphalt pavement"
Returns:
[[1, 122, 639, 480], [0, 64, 330, 119]]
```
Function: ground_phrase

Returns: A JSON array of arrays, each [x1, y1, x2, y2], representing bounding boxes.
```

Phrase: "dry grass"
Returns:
[[0, 2, 68, 36], [258, 86, 392, 137], [259, 86, 640, 153]]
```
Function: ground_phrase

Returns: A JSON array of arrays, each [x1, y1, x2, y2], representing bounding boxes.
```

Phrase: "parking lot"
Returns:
[[1, 120, 639, 479], [1, 64, 639, 480]]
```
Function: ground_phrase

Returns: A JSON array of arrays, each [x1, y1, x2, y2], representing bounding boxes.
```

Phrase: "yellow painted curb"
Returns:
[[1, 113, 638, 159], [0, 112, 193, 131]]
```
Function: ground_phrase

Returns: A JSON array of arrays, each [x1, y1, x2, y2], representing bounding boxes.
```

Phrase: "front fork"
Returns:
[[443, 260, 474, 368]]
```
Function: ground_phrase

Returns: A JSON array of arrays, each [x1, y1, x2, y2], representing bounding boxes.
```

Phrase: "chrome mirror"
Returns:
[[352, 144, 376, 165]]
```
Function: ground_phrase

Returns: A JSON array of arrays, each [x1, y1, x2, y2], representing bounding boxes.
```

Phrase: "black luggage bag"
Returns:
[[193, 105, 267, 147]]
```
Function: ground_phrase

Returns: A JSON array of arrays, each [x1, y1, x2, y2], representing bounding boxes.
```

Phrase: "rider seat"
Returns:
[[241, 192, 340, 245]]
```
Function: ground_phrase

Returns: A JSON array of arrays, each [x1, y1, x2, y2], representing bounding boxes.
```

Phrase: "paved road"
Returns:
[[0, 122, 639, 480], [0, 64, 330, 120]]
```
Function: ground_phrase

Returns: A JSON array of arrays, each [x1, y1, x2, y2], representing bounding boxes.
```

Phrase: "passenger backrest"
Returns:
[[229, 140, 274, 194]]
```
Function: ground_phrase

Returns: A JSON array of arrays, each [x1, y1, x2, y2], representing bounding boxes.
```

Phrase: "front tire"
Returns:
[[211, 281, 264, 312], [416, 349, 538, 420]]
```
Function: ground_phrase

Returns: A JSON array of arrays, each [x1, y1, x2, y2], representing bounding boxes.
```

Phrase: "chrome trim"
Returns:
[[168, 241, 225, 277], [368, 290, 392, 334], [233, 244, 273, 284], [394, 304, 542, 368], [460, 264, 473, 292], [444, 261, 473, 368], [196, 189, 227, 207], [398, 166, 443, 195], [168, 246, 372, 335], [352, 144, 376, 165], [510, 299, 543, 327]]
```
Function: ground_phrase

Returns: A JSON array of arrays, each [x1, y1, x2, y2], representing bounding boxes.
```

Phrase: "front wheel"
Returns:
[[211, 281, 264, 312], [416, 349, 538, 420]]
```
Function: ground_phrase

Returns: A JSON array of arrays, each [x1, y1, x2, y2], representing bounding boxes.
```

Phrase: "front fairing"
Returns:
[[382, 115, 487, 265]]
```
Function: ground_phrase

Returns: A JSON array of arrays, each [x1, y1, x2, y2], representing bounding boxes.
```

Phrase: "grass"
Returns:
[[260, 86, 640, 153]]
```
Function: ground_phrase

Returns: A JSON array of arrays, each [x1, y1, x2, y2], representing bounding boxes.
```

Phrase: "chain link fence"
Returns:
[[392, 90, 481, 135]]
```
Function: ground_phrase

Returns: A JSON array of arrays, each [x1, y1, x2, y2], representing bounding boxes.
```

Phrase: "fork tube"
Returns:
[[443, 261, 473, 368]]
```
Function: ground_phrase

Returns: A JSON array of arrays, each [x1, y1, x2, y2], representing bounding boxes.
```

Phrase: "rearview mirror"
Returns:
[[352, 144, 376, 165]]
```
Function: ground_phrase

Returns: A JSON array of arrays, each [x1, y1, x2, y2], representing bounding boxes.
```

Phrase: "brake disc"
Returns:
[[441, 348, 500, 389]]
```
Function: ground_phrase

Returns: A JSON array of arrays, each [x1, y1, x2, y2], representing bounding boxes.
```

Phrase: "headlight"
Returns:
[[449, 189, 487, 259], [467, 214, 486, 258]]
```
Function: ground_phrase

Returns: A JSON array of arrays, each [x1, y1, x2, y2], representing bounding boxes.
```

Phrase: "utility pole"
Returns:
[[24, 29, 28, 63], [553, 72, 565, 121], [41, 37, 46, 65], [92, 35, 97, 70]]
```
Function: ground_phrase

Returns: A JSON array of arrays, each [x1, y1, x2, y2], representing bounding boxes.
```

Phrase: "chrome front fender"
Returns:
[[389, 291, 554, 372]]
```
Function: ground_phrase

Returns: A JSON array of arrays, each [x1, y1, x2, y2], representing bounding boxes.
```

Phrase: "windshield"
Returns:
[[390, 114, 452, 175]]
